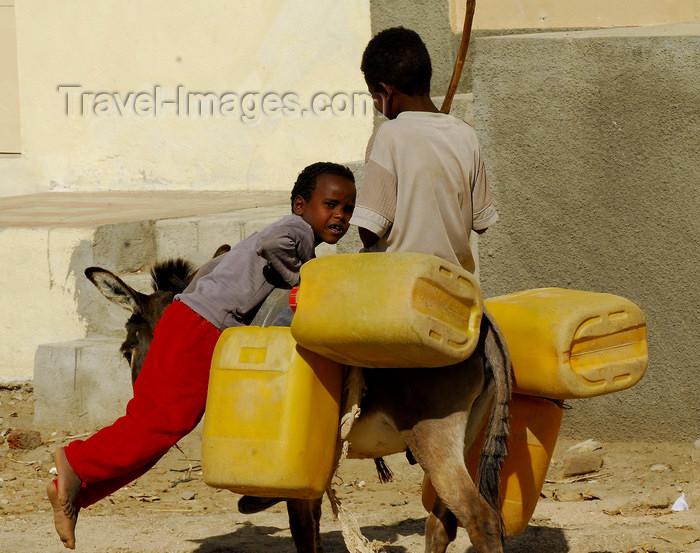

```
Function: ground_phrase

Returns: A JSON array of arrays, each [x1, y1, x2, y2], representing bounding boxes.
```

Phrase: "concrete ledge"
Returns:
[[0, 190, 290, 228], [34, 337, 132, 432]]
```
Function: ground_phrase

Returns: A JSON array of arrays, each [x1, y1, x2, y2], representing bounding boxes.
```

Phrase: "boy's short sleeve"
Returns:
[[350, 128, 397, 237], [471, 154, 499, 231], [351, 159, 396, 237]]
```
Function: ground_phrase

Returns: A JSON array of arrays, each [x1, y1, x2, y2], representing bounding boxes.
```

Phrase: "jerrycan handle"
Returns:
[[289, 286, 299, 312]]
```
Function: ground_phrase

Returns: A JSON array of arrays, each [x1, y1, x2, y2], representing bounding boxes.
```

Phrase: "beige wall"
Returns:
[[6, 1, 697, 198], [450, 0, 700, 31], [0, 1, 372, 197], [0, 226, 94, 377], [0, 1, 20, 153]]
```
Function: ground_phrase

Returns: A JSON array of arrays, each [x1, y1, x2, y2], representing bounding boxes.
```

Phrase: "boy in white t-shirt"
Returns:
[[350, 26, 499, 273]]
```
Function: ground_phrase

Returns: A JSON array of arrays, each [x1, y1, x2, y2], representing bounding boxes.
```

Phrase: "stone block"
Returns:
[[154, 217, 199, 262], [239, 206, 290, 239], [93, 221, 156, 273], [195, 215, 244, 263], [34, 338, 132, 433]]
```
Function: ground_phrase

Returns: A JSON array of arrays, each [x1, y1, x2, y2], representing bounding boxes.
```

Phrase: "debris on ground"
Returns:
[[6, 429, 42, 450]]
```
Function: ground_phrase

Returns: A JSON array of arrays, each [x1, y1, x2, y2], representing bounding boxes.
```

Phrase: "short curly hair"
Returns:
[[290, 162, 355, 208], [361, 27, 432, 96]]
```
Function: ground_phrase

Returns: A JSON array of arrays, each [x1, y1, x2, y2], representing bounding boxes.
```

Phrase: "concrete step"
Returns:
[[33, 337, 132, 432]]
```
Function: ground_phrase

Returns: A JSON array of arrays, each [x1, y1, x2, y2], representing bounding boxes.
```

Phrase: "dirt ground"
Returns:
[[1, 383, 698, 553]]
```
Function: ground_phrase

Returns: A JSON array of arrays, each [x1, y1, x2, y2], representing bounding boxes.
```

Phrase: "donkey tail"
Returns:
[[373, 457, 394, 483], [476, 308, 512, 519]]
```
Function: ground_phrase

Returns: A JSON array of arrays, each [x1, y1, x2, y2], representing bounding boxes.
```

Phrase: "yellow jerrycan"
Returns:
[[291, 252, 483, 368], [484, 288, 648, 399], [422, 394, 563, 537], [202, 326, 342, 499]]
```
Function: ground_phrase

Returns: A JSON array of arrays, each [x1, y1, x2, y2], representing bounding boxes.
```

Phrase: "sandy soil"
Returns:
[[1, 383, 698, 553]]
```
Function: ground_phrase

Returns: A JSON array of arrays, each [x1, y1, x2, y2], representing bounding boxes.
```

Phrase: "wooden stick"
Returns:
[[44, 432, 92, 443], [441, 0, 477, 114]]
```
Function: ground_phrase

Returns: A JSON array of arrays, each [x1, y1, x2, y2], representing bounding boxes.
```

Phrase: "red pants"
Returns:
[[64, 300, 222, 508]]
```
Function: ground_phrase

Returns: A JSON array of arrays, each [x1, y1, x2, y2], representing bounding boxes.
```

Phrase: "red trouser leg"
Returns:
[[64, 301, 222, 508]]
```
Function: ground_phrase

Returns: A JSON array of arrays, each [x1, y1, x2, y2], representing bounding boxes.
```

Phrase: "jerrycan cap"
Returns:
[[289, 286, 299, 312]]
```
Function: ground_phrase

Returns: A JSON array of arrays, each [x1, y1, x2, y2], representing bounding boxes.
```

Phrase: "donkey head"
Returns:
[[86, 245, 230, 384]]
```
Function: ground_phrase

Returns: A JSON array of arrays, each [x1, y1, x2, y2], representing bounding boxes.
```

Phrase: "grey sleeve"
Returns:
[[257, 220, 315, 287]]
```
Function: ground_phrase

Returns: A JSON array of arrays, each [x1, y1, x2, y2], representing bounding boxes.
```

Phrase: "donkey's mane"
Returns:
[[150, 258, 198, 294]]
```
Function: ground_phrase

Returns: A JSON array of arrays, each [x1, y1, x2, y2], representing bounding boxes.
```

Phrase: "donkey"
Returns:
[[85, 245, 230, 383], [86, 253, 511, 553]]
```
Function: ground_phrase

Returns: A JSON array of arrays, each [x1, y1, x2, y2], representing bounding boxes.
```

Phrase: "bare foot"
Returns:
[[46, 447, 82, 549], [54, 448, 82, 516], [47, 480, 78, 549]]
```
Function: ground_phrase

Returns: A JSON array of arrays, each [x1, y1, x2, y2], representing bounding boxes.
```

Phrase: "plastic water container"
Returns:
[[485, 288, 648, 399], [422, 394, 563, 537], [202, 326, 342, 499], [291, 252, 483, 368]]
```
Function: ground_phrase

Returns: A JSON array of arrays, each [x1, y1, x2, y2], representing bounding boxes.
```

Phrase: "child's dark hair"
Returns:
[[361, 27, 432, 96], [290, 162, 355, 207]]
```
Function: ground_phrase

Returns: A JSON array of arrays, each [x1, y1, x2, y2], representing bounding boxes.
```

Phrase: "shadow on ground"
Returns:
[[189, 519, 569, 553], [189, 518, 425, 553], [498, 525, 570, 553]]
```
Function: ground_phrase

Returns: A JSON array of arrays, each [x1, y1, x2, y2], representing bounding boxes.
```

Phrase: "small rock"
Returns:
[[566, 439, 602, 455], [7, 429, 42, 450], [181, 491, 196, 501], [650, 463, 672, 473], [562, 451, 604, 477], [693, 438, 700, 450]]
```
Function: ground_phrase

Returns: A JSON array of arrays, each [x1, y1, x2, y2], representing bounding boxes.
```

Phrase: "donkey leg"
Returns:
[[404, 415, 503, 553], [425, 377, 497, 553], [425, 494, 458, 553], [286, 498, 324, 553]]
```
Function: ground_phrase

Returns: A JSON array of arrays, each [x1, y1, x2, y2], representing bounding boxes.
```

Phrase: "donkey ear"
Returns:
[[213, 244, 231, 258], [85, 267, 145, 314]]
